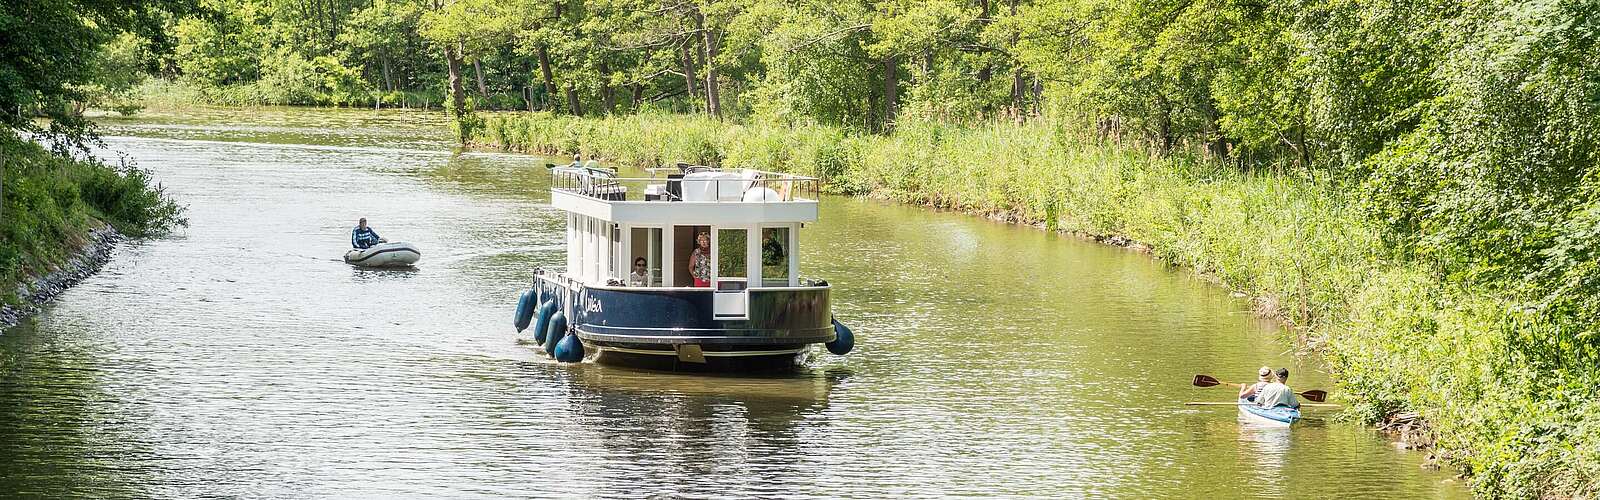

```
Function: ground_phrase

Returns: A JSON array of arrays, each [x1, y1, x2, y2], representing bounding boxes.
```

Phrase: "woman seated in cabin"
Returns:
[[629, 257, 650, 287], [689, 232, 711, 287], [1238, 366, 1272, 402]]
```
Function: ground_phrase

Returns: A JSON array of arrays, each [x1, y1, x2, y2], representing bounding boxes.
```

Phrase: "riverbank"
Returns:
[[1, 134, 184, 328], [0, 225, 121, 329], [472, 111, 1577, 497]]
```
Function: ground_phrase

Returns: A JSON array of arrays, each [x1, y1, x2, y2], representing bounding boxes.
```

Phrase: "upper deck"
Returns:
[[550, 165, 820, 225]]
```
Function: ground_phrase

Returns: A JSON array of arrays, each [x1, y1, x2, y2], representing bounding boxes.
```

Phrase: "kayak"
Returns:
[[344, 242, 421, 268], [1238, 398, 1300, 427]]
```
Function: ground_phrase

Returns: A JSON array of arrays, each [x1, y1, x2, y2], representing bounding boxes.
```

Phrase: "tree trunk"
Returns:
[[696, 12, 721, 119], [536, 44, 557, 111], [882, 55, 899, 130], [1032, 77, 1043, 114], [473, 59, 489, 98], [524, 60, 536, 112], [599, 62, 615, 114], [381, 55, 392, 92], [631, 84, 644, 111], [1008, 0, 1024, 114], [446, 43, 466, 118], [977, 0, 992, 84], [680, 42, 699, 106], [565, 84, 582, 116]]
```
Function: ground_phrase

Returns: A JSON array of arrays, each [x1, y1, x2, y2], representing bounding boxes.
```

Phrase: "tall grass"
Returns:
[[473, 111, 1588, 496]]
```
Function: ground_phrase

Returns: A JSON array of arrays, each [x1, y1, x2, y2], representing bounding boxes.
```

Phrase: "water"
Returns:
[[0, 107, 1467, 498]]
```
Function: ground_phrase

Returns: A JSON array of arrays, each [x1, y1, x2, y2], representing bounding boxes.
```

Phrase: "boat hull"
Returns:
[[1238, 398, 1300, 427], [344, 242, 421, 267], [536, 276, 832, 372], [589, 343, 809, 372]]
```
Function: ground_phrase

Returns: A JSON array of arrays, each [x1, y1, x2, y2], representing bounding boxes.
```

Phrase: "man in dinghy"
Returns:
[[1254, 367, 1300, 409], [351, 218, 385, 249]]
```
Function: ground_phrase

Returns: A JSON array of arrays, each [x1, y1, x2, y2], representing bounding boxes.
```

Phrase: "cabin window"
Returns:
[[760, 227, 790, 287], [629, 227, 663, 286], [715, 228, 748, 288], [611, 225, 621, 280]]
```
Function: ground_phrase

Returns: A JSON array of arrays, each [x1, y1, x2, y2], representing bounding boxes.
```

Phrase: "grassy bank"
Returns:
[[1, 134, 185, 305], [475, 111, 1589, 497]]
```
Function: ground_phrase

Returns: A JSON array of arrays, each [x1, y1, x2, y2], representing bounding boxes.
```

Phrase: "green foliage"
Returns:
[[1, 134, 186, 303], [0, 0, 196, 151]]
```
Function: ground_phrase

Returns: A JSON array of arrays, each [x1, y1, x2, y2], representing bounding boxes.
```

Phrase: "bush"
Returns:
[[1, 135, 186, 301]]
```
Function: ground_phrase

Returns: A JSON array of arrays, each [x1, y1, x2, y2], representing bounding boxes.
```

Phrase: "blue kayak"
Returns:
[[1238, 398, 1300, 427]]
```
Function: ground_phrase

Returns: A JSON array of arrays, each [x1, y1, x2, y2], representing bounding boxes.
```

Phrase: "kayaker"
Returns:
[[351, 218, 385, 249], [1238, 366, 1272, 402], [1255, 367, 1300, 409]]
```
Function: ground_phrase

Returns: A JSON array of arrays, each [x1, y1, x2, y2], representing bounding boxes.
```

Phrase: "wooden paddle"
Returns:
[[1192, 374, 1330, 403], [1184, 401, 1341, 408]]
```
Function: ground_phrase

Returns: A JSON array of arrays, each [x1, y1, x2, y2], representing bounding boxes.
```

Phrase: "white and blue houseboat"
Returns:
[[513, 163, 855, 371]]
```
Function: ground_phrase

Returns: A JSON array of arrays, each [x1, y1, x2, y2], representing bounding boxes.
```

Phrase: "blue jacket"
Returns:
[[352, 226, 382, 249]]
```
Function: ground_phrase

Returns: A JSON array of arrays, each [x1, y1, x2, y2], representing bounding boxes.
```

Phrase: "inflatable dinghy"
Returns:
[[344, 242, 421, 268]]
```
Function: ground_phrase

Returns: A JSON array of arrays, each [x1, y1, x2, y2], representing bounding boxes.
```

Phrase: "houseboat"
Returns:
[[512, 162, 855, 371]]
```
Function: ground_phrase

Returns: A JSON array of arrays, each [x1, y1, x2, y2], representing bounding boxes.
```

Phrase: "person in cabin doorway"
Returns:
[[351, 218, 385, 249], [1238, 366, 1272, 402], [1255, 367, 1300, 409], [630, 257, 650, 287], [689, 231, 712, 287]]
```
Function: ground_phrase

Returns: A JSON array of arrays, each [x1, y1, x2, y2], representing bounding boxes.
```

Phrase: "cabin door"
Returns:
[[711, 227, 749, 320]]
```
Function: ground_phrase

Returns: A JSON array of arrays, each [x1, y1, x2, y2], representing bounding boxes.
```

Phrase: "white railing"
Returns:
[[550, 166, 819, 203]]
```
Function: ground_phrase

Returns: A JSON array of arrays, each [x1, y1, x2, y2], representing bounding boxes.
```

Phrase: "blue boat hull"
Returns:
[[535, 276, 832, 372], [1238, 398, 1300, 426]]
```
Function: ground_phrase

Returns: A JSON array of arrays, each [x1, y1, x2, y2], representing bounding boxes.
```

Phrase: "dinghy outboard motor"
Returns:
[[827, 317, 854, 355]]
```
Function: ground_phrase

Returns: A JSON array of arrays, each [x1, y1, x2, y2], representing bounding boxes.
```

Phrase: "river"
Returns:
[[0, 106, 1466, 498]]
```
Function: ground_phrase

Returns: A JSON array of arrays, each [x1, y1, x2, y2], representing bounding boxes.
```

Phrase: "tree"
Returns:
[[0, 0, 197, 152]]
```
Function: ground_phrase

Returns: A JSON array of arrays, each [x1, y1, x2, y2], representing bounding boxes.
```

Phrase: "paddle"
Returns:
[[1192, 374, 1330, 403], [1185, 401, 1341, 408]]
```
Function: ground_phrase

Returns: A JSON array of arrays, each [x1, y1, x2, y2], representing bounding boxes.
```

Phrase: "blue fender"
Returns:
[[554, 333, 585, 362], [513, 289, 537, 332], [827, 317, 854, 355], [532, 300, 556, 345], [543, 310, 567, 356]]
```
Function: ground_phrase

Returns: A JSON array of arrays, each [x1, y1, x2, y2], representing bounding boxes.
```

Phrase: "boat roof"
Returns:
[[549, 166, 820, 225]]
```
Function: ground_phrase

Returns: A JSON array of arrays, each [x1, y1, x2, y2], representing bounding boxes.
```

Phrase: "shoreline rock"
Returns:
[[0, 225, 123, 330]]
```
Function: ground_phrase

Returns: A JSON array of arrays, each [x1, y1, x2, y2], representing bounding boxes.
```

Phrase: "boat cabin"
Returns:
[[550, 165, 820, 320]]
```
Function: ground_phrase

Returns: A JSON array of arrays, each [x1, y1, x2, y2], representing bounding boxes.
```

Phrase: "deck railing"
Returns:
[[551, 166, 819, 203]]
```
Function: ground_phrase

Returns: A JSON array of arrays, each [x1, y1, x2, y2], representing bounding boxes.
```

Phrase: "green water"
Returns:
[[0, 107, 1467, 497]]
